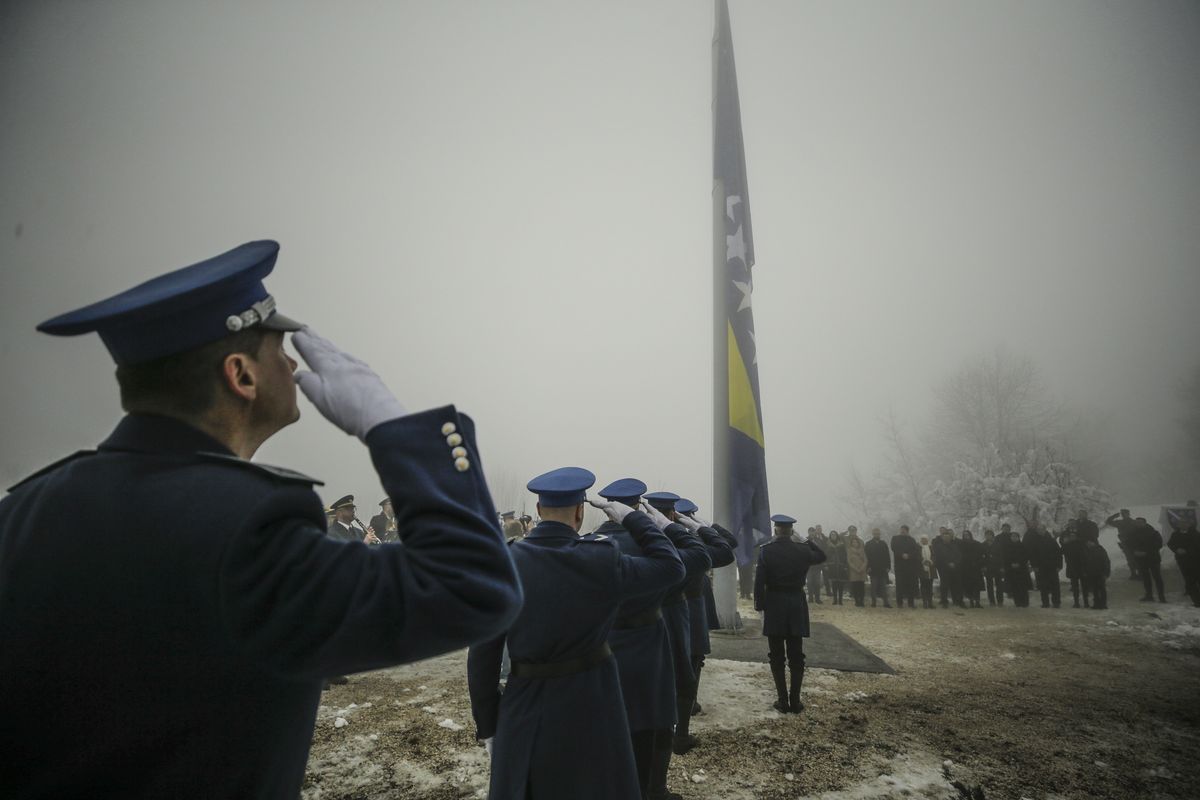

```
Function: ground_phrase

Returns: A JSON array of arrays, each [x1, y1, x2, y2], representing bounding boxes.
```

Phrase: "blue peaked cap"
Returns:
[[37, 240, 302, 366], [675, 498, 699, 515], [770, 514, 797, 526], [644, 491, 680, 512], [527, 467, 595, 507], [598, 478, 647, 506]]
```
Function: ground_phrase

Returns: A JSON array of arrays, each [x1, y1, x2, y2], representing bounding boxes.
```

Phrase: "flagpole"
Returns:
[[711, 0, 739, 631]]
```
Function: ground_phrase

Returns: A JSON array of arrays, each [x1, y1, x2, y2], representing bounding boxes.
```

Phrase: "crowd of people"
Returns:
[[741, 508, 1200, 612]]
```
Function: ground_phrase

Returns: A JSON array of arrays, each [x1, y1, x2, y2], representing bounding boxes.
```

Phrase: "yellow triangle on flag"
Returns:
[[728, 321, 765, 448]]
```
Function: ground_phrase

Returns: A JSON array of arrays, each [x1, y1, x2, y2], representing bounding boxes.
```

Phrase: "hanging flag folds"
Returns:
[[714, 0, 770, 566]]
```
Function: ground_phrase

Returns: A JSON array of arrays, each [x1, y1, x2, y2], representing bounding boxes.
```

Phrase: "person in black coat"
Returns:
[[1060, 530, 1089, 608], [826, 531, 849, 605], [0, 245, 523, 799], [754, 514, 826, 714], [1028, 525, 1063, 608], [1084, 540, 1111, 609], [932, 528, 966, 608], [1167, 520, 1200, 607], [1130, 517, 1167, 603], [1001, 524, 1032, 607], [369, 497, 400, 543], [1074, 510, 1100, 545], [1105, 509, 1141, 580], [959, 530, 986, 608], [468, 472, 686, 800], [982, 529, 1006, 606], [890, 525, 921, 608], [864, 528, 893, 607]]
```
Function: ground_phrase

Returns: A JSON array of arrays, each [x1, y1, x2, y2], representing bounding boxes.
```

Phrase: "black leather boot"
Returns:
[[788, 667, 804, 713], [771, 664, 789, 712]]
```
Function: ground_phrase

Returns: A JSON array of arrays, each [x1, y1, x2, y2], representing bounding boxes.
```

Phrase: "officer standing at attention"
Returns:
[[594, 479, 706, 800], [669, 498, 735, 755], [754, 514, 826, 714], [467, 468, 685, 800], [0, 240, 522, 799]]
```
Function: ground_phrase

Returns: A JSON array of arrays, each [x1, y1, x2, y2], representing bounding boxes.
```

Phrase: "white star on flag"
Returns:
[[732, 278, 753, 312], [726, 224, 746, 264]]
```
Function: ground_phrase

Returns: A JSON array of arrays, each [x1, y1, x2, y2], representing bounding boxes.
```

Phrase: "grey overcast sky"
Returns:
[[2, 1, 1198, 524]]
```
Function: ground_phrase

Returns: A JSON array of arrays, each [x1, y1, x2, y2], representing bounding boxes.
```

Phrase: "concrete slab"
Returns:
[[709, 619, 895, 674]]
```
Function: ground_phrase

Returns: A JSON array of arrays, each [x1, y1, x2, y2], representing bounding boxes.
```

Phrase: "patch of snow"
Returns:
[[811, 751, 955, 800], [1000, 652, 1016, 660], [333, 717, 348, 728], [421, 706, 437, 714], [438, 718, 464, 731], [843, 690, 871, 702]]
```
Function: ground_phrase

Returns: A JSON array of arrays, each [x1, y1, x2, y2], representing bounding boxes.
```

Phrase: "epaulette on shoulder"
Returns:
[[580, 533, 615, 545], [7, 450, 98, 493], [197, 451, 324, 486]]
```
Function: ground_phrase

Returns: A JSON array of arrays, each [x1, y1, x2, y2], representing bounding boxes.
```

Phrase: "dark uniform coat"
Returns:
[[466, 513, 684, 799], [890, 533, 921, 597], [594, 518, 706, 732], [0, 410, 521, 799], [825, 537, 849, 582], [327, 518, 363, 542], [660, 522, 712, 703], [1061, 536, 1086, 580], [1130, 523, 1164, 566], [686, 525, 736, 657], [753, 536, 827, 637]]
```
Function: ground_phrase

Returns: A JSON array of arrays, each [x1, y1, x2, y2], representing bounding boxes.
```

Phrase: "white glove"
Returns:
[[483, 737, 494, 757], [674, 514, 701, 533], [795, 529, 810, 543], [640, 502, 673, 531], [292, 328, 407, 440], [694, 515, 713, 528], [588, 497, 635, 523]]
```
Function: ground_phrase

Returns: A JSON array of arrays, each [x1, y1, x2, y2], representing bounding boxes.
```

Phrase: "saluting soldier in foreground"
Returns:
[[467, 469, 685, 800], [0, 241, 522, 799], [754, 514, 826, 714]]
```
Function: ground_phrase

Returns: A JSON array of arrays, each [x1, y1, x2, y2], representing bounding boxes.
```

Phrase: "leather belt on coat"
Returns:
[[508, 643, 613, 679], [612, 608, 662, 630]]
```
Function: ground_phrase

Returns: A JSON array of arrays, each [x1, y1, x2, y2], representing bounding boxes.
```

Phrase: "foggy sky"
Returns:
[[2, 0, 1198, 525]]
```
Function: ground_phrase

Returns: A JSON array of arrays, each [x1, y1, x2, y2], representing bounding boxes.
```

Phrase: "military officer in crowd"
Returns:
[[1001, 523, 1032, 607], [864, 527, 892, 608], [500, 510, 525, 541], [368, 497, 399, 543], [1167, 515, 1200, 607], [467, 468, 685, 800], [328, 494, 377, 543], [669, 498, 735, 755], [891, 525, 921, 608], [0, 240, 522, 798], [754, 514, 827, 714]]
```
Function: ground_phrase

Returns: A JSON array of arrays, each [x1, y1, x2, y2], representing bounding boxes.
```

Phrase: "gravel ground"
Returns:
[[304, 575, 1200, 799]]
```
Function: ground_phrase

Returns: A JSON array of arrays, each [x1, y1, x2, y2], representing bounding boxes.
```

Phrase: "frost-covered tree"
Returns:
[[843, 350, 1112, 534]]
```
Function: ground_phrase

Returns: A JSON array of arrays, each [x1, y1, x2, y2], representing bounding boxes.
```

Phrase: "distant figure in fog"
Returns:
[[865, 528, 892, 608], [1060, 529, 1089, 608], [845, 527, 868, 607], [1131, 517, 1167, 603], [891, 525, 921, 609], [1105, 508, 1141, 580], [1001, 524, 1032, 607], [1084, 540, 1111, 610], [1028, 524, 1062, 609], [959, 530, 985, 608], [1167, 517, 1200, 607], [982, 529, 1005, 606], [932, 528, 965, 608], [918, 535, 936, 608], [826, 531, 848, 605]]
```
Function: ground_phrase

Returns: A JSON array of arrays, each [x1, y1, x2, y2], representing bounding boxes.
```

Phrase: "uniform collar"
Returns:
[[526, 521, 580, 541], [98, 413, 235, 457]]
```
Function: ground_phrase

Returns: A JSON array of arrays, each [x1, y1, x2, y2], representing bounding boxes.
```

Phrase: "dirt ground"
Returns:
[[304, 573, 1200, 800]]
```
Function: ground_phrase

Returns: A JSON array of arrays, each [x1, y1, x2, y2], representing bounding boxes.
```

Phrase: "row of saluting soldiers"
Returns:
[[464, 470, 739, 800]]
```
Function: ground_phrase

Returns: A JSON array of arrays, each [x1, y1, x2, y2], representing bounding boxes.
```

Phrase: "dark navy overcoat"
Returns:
[[753, 535, 827, 637], [467, 512, 684, 799], [0, 410, 521, 799], [686, 525, 736, 656], [659, 522, 712, 700]]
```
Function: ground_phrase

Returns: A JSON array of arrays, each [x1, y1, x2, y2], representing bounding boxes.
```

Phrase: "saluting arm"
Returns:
[[217, 407, 523, 679], [614, 510, 686, 599]]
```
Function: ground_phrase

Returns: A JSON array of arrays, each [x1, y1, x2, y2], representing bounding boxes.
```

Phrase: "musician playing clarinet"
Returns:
[[327, 495, 379, 544]]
